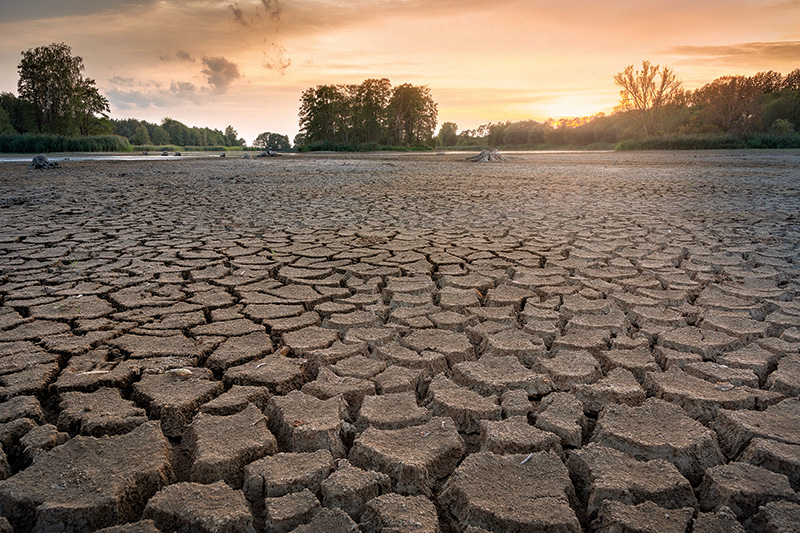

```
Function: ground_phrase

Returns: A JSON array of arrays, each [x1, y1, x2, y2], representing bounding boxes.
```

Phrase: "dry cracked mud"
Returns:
[[0, 150, 799, 532]]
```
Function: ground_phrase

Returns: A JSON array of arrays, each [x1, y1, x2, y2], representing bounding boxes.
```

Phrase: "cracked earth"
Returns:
[[0, 150, 799, 532]]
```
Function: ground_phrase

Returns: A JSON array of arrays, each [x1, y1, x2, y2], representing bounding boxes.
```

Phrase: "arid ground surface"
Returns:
[[0, 151, 799, 532]]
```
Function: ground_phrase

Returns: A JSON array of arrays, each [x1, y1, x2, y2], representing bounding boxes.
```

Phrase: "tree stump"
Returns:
[[467, 149, 505, 162]]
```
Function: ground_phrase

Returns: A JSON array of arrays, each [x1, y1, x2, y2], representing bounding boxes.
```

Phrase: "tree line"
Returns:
[[296, 79, 438, 150], [442, 63, 800, 149], [0, 42, 286, 152], [110, 118, 245, 148]]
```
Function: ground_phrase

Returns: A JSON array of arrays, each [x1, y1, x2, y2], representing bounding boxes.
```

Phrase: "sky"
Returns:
[[0, 0, 798, 144]]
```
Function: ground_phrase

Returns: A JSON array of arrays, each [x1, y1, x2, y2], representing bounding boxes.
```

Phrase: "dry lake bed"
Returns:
[[0, 150, 799, 532]]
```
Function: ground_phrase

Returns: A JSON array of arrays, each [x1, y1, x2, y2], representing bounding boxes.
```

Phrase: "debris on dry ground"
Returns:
[[0, 151, 799, 531]]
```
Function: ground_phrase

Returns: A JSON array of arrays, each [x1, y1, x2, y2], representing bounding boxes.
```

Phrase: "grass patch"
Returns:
[[616, 133, 800, 150], [0, 134, 131, 153]]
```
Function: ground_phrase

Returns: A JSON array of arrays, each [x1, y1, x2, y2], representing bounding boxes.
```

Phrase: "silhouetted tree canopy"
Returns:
[[298, 79, 437, 148], [614, 61, 683, 139]]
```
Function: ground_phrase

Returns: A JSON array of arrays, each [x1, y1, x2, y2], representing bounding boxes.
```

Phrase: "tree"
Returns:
[[75, 77, 110, 135], [299, 85, 352, 144], [224, 125, 245, 147], [253, 132, 291, 151], [352, 78, 392, 144], [150, 125, 170, 145], [387, 84, 437, 146], [0, 108, 16, 134], [437, 122, 458, 147], [129, 123, 152, 145], [613, 61, 682, 138], [17, 42, 108, 135], [693, 76, 760, 133]]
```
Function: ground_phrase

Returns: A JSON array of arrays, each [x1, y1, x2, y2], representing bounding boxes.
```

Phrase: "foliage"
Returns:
[[613, 61, 682, 139], [0, 109, 16, 135], [452, 66, 800, 151], [298, 79, 437, 148], [110, 117, 246, 148], [17, 43, 109, 135], [437, 122, 458, 147], [253, 131, 291, 151], [0, 133, 130, 153]]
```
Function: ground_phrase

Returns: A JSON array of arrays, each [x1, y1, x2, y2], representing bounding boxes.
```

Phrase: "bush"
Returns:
[[616, 133, 800, 150], [0, 133, 130, 153]]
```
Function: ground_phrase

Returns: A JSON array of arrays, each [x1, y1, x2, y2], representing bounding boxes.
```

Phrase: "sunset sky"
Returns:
[[1, 0, 798, 144]]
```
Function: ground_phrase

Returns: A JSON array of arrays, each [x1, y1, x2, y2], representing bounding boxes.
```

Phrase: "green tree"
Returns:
[[387, 84, 437, 146], [352, 78, 392, 144], [437, 122, 458, 147], [129, 123, 152, 145], [224, 125, 244, 147], [17, 42, 108, 135], [614, 61, 682, 139], [299, 85, 352, 144], [0, 92, 36, 133], [692, 76, 760, 133], [150, 125, 170, 145], [0, 108, 16, 134], [253, 132, 291, 150], [75, 77, 110, 135]]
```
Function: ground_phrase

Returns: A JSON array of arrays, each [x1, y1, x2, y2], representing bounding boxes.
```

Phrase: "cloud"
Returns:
[[201, 55, 241, 93], [263, 43, 291, 75], [160, 49, 196, 62], [666, 41, 800, 66], [106, 77, 202, 108], [259, 0, 282, 22], [228, 2, 248, 26], [228, 0, 282, 27], [0, 0, 151, 22]]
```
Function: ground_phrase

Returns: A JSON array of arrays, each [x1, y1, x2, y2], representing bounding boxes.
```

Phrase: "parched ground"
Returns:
[[0, 150, 799, 532]]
